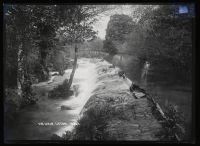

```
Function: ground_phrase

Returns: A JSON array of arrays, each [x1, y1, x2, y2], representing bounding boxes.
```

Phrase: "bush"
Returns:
[[48, 79, 73, 99]]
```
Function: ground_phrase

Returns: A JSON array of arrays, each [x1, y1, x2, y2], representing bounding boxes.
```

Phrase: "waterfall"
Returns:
[[55, 58, 98, 136]]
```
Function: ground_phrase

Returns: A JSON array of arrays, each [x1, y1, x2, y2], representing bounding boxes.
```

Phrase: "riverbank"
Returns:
[[104, 54, 192, 124], [5, 58, 187, 141]]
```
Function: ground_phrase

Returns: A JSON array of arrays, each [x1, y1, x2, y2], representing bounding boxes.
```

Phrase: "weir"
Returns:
[[55, 58, 99, 136]]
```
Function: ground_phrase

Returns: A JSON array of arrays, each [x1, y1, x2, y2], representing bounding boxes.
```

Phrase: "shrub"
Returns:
[[48, 79, 73, 99], [154, 103, 186, 141]]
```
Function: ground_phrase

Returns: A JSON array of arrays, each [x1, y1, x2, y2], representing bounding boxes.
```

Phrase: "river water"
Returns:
[[4, 55, 192, 141], [105, 54, 192, 128], [5, 58, 98, 141]]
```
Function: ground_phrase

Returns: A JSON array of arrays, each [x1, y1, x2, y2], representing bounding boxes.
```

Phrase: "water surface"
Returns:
[[5, 58, 98, 140], [105, 53, 192, 123]]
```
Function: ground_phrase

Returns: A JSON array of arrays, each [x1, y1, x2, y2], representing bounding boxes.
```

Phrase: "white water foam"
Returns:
[[55, 58, 98, 136]]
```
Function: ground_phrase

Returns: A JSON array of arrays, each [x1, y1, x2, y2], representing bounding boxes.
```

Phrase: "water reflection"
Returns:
[[105, 53, 192, 122]]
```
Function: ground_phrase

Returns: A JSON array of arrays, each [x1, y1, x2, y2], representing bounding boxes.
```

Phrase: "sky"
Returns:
[[92, 5, 134, 40], [178, 5, 189, 14]]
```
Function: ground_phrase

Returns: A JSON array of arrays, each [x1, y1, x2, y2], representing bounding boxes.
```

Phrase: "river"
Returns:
[[4, 55, 192, 141], [105, 53, 192, 131], [5, 58, 98, 141]]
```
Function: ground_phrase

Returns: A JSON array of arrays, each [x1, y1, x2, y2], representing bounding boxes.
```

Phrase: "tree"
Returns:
[[129, 5, 194, 81], [104, 14, 134, 54], [52, 50, 66, 75], [140, 5, 193, 65], [32, 5, 60, 81], [103, 39, 117, 54], [59, 5, 104, 90], [4, 5, 70, 105], [88, 37, 104, 51], [105, 14, 134, 43], [4, 5, 39, 105], [4, 4, 112, 106], [4, 9, 18, 88], [126, 24, 146, 59]]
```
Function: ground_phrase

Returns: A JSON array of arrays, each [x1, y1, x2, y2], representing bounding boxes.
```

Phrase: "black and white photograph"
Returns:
[[3, 3, 195, 143]]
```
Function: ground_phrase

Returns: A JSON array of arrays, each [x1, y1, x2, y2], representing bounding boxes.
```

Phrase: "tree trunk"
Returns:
[[39, 41, 49, 81], [17, 40, 36, 106], [17, 44, 24, 96], [68, 44, 78, 90], [4, 26, 18, 88]]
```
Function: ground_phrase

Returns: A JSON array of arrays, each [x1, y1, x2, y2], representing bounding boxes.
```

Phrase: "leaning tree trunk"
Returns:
[[68, 44, 78, 90]]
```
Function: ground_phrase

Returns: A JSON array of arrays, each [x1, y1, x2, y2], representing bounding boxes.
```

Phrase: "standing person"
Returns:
[[145, 61, 150, 76], [141, 61, 150, 88], [142, 61, 150, 79]]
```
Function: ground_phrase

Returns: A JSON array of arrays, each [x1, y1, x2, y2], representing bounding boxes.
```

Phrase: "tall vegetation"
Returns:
[[4, 5, 110, 109], [129, 5, 194, 80], [33, 5, 60, 81], [5, 5, 41, 106], [4, 5, 74, 106], [57, 5, 108, 90], [104, 5, 194, 81], [103, 14, 134, 54]]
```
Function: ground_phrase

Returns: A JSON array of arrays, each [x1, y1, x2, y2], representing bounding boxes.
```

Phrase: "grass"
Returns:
[[160, 104, 186, 141], [63, 100, 137, 141], [148, 96, 187, 141]]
